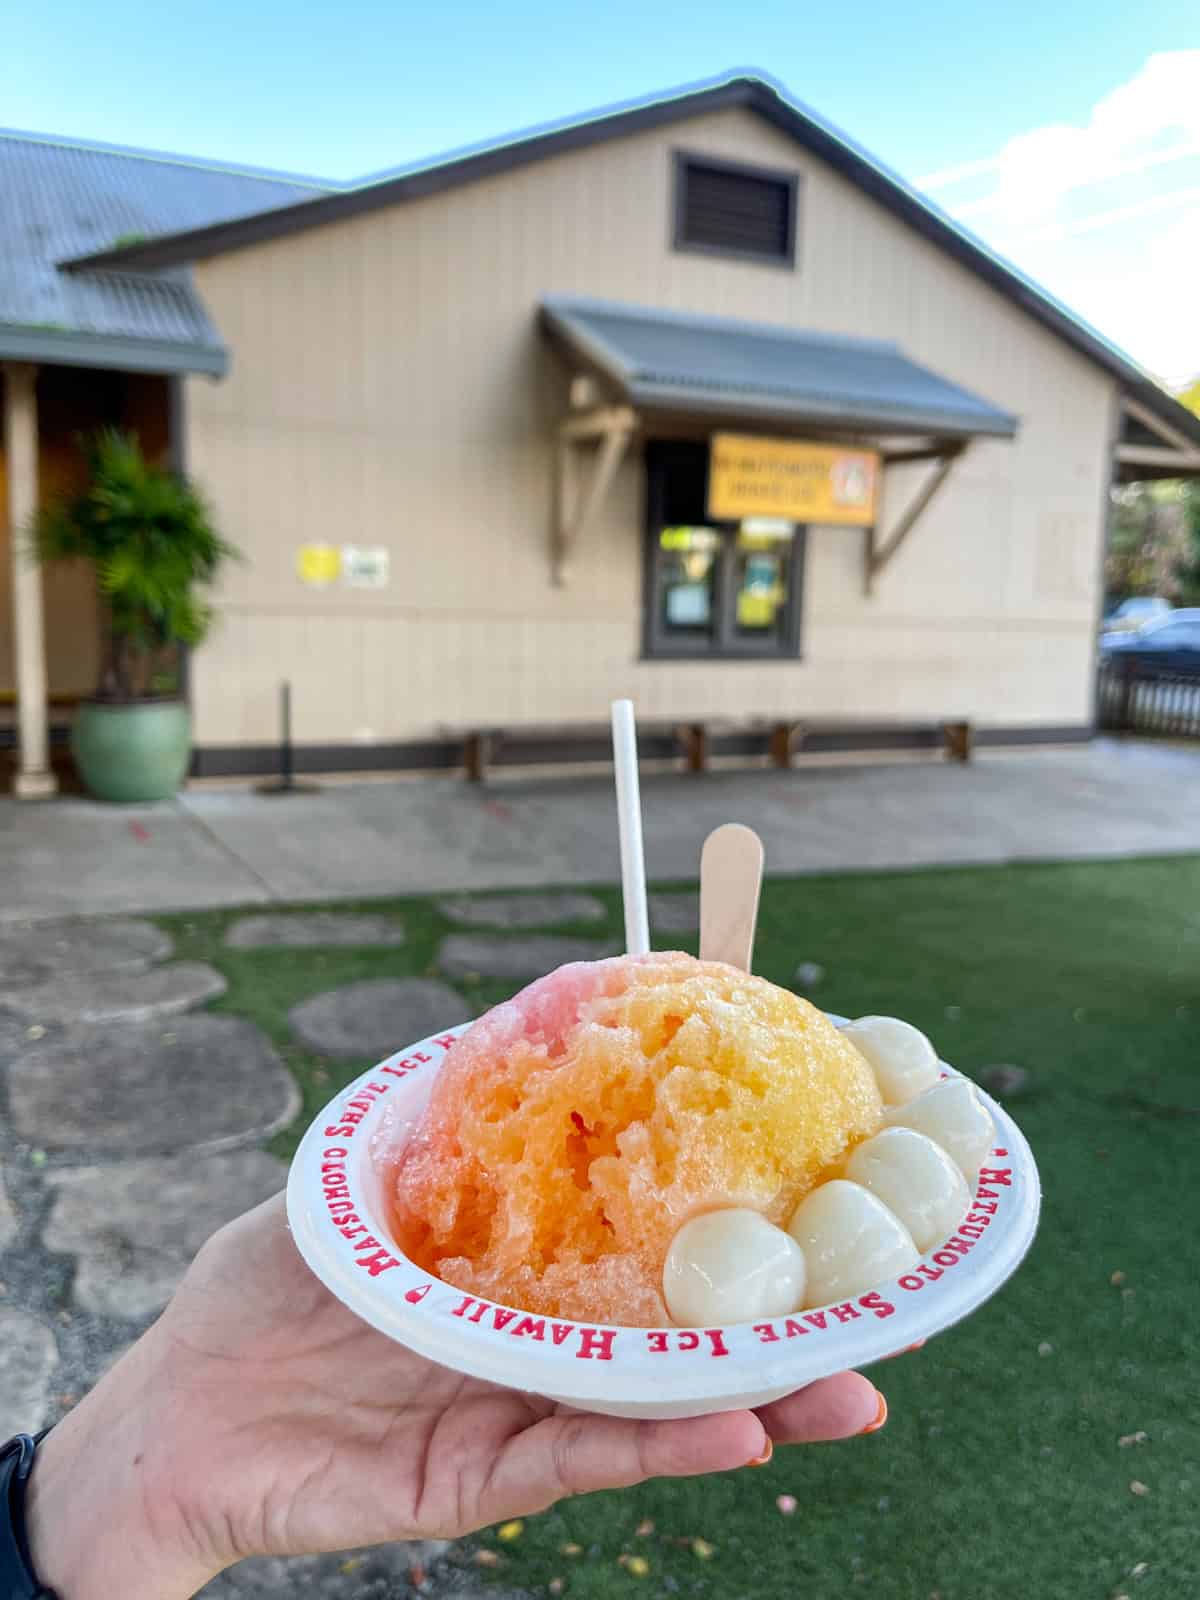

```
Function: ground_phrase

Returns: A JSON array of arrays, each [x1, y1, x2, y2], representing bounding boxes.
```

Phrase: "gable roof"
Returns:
[[58, 70, 1200, 449], [0, 128, 331, 375], [6, 73, 1200, 451]]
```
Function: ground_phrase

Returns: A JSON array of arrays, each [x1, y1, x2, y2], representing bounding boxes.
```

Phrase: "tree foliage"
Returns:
[[1108, 380, 1200, 606], [31, 429, 237, 701], [1106, 481, 1189, 604], [1170, 378, 1200, 603], [1172, 483, 1200, 605]]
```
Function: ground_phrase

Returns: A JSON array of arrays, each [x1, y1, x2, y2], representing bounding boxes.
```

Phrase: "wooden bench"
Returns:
[[446, 716, 972, 781], [750, 717, 973, 769], [452, 721, 707, 782]]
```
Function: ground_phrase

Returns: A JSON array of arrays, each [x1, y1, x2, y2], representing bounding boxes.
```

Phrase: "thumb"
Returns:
[[478, 1407, 767, 1522]]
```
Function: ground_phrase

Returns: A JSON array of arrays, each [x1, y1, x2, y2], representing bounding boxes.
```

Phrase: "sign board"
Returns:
[[707, 434, 879, 526], [342, 546, 390, 589]]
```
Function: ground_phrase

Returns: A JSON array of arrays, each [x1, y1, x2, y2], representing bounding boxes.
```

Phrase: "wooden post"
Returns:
[[464, 730, 492, 782], [769, 722, 797, 769], [3, 362, 57, 798], [679, 722, 708, 774], [942, 720, 973, 763]]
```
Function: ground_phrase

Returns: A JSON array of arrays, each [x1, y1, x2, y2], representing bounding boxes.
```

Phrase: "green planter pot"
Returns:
[[71, 700, 192, 802]]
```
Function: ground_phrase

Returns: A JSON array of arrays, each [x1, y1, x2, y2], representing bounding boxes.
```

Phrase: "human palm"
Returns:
[[29, 1195, 885, 1597]]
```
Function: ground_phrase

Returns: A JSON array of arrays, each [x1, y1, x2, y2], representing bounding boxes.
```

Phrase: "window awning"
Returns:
[[541, 295, 1018, 440]]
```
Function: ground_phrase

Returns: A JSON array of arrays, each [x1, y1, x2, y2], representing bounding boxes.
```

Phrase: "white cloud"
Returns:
[[919, 51, 1200, 226], [915, 52, 1200, 385], [913, 153, 1000, 189], [1019, 206, 1200, 387], [951, 137, 1200, 222], [1018, 181, 1200, 245]]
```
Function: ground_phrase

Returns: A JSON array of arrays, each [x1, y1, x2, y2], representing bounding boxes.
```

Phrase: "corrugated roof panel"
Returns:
[[0, 131, 325, 361], [59, 270, 223, 346], [542, 297, 1019, 439]]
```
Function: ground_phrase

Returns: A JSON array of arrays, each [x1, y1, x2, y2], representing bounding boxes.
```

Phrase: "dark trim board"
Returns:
[[972, 725, 1094, 748], [0, 723, 73, 750], [61, 73, 1200, 452], [1090, 388, 1121, 728], [190, 723, 1095, 780], [191, 740, 462, 778], [167, 375, 188, 475]]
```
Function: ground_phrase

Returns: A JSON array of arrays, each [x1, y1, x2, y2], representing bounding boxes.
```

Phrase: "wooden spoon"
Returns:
[[699, 823, 765, 972]]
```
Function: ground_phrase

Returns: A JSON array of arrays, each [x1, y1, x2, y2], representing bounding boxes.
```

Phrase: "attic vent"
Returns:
[[673, 153, 798, 267]]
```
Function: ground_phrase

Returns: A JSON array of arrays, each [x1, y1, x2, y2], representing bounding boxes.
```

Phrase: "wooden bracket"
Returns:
[[1115, 395, 1200, 477], [1121, 394, 1200, 455], [865, 440, 967, 595], [1115, 442, 1200, 473], [552, 406, 636, 585]]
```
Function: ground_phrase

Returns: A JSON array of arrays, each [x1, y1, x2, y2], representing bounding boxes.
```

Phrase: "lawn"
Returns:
[[157, 855, 1200, 1600]]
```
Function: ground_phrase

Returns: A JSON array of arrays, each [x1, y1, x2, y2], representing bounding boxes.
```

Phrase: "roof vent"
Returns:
[[674, 153, 797, 266]]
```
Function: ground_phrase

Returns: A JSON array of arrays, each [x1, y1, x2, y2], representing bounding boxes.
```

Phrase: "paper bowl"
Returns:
[[286, 1020, 1040, 1419]]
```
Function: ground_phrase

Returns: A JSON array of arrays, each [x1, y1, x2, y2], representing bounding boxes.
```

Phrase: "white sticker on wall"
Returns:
[[341, 546, 390, 589]]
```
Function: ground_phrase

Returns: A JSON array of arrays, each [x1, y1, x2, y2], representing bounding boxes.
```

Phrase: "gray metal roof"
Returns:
[[542, 297, 1019, 439], [5, 76, 1199, 454], [58, 70, 1200, 452], [0, 130, 330, 374]]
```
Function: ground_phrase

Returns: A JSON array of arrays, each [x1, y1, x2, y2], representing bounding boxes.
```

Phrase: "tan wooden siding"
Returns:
[[189, 106, 1112, 747]]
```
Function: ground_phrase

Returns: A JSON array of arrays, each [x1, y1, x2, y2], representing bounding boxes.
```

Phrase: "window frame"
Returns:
[[641, 442, 807, 662], [671, 149, 801, 270]]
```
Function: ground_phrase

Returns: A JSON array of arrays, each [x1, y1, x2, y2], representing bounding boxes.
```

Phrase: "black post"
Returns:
[[280, 680, 293, 790], [254, 679, 317, 794]]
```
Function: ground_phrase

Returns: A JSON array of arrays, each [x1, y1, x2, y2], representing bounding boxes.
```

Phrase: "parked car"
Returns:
[[1100, 609, 1200, 672], [1101, 596, 1172, 634]]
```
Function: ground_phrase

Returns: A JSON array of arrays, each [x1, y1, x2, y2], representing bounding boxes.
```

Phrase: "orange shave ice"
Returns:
[[391, 952, 883, 1326]]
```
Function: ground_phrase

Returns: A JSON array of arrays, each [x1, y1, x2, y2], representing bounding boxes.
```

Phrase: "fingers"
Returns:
[[480, 1373, 887, 1526], [484, 1407, 767, 1519], [754, 1371, 883, 1442]]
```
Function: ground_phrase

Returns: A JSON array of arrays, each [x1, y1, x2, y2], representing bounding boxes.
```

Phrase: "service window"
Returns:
[[643, 440, 805, 660]]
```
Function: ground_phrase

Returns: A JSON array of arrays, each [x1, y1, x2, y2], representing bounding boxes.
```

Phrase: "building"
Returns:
[[4, 70, 1200, 795]]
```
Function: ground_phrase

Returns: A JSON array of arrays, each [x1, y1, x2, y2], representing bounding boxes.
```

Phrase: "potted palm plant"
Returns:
[[31, 427, 237, 802]]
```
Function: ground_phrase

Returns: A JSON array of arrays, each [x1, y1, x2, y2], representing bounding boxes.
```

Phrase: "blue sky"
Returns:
[[5, 1, 1199, 384]]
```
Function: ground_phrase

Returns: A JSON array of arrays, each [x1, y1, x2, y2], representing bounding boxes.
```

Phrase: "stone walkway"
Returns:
[[0, 906, 611, 1595], [0, 919, 297, 1498]]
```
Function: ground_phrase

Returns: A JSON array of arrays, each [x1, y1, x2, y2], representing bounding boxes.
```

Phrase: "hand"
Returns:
[[27, 1194, 886, 1599]]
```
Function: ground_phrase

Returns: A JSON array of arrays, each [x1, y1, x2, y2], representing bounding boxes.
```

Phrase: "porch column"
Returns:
[[3, 361, 57, 797]]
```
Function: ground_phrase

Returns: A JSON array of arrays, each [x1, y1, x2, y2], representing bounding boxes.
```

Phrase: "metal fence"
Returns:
[[1098, 660, 1200, 738]]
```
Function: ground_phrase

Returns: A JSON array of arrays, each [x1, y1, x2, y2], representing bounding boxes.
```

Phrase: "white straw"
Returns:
[[611, 698, 650, 956]]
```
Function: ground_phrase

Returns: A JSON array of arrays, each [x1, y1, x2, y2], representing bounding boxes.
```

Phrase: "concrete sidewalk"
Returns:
[[2, 739, 1198, 922]]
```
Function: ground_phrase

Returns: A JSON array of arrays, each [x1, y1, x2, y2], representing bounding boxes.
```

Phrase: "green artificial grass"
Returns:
[[154, 855, 1200, 1599]]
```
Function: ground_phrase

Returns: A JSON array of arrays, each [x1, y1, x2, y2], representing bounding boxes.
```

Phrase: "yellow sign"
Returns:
[[708, 434, 879, 526], [297, 544, 342, 586]]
